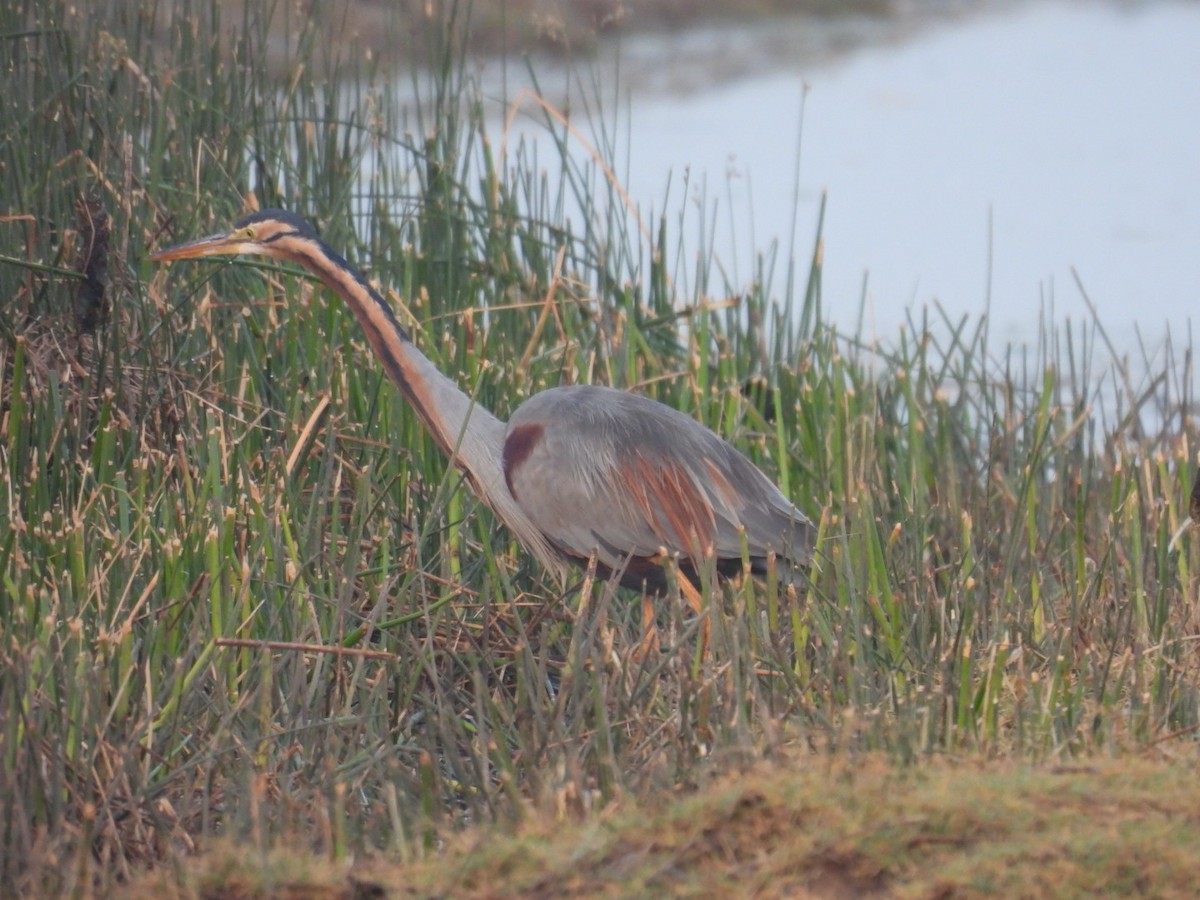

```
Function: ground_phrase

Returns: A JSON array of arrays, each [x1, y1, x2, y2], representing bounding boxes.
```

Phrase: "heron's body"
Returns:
[[151, 209, 815, 603], [505, 385, 812, 590]]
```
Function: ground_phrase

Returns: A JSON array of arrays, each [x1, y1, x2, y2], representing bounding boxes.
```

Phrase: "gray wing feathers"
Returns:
[[506, 385, 815, 575]]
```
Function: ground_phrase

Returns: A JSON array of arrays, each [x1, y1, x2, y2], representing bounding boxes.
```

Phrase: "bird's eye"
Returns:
[[238, 226, 256, 240]]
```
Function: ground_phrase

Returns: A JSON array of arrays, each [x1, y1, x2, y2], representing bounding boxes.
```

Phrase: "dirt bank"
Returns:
[[212, 0, 902, 73]]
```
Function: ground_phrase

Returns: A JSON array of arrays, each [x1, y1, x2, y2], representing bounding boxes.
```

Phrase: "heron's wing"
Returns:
[[504, 386, 814, 576]]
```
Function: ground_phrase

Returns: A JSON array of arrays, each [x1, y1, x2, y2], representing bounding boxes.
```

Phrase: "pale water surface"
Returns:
[[484, 1, 1200, 348]]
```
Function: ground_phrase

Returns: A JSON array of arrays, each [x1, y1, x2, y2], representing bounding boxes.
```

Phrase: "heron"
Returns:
[[150, 209, 816, 647]]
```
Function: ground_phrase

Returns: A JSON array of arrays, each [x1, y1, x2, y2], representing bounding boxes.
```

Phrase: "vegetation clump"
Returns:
[[1, 1, 1197, 895]]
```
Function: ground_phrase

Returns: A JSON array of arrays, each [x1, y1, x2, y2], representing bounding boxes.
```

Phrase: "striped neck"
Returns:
[[277, 236, 566, 578]]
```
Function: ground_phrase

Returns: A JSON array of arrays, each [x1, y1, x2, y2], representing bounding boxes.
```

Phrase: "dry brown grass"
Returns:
[[128, 753, 1200, 898]]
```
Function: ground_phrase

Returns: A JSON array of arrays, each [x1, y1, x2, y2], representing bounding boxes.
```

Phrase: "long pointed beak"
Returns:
[[149, 229, 241, 263]]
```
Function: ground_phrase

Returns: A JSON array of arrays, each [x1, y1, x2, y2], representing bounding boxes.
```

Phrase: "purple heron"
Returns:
[[150, 210, 815, 637]]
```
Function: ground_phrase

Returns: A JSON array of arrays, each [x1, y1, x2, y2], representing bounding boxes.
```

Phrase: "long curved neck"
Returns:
[[280, 238, 565, 576], [284, 238, 488, 457]]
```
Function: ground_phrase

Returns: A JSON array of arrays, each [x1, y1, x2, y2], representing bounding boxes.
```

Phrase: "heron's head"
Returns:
[[149, 209, 319, 263]]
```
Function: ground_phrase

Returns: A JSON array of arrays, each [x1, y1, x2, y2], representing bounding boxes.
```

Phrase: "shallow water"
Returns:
[[481, 1, 1200, 348]]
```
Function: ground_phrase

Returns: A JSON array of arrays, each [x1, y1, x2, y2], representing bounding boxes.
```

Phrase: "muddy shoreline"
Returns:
[[211, 0, 989, 77]]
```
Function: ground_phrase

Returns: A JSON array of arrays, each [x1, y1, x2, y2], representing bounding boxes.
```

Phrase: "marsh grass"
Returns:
[[2, 0, 1199, 895]]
